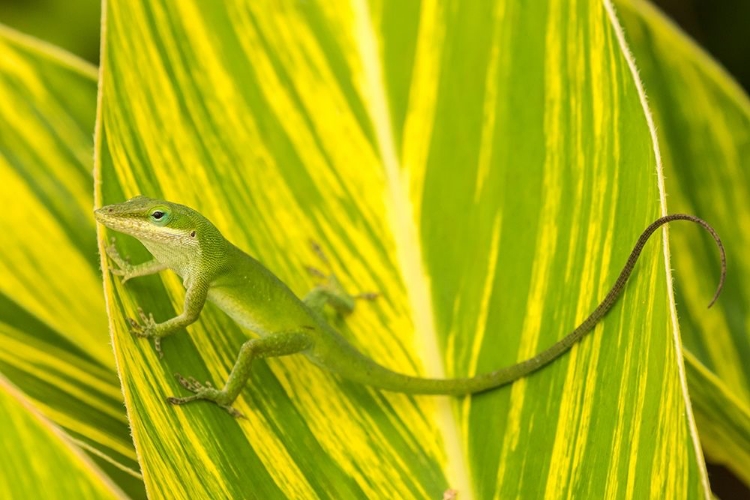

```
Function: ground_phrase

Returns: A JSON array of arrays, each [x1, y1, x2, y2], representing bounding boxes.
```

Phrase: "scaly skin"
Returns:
[[94, 196, 726, 418]]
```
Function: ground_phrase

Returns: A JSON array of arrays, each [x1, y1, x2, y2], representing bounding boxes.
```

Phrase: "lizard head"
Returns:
[[94, 196, 208, 248]]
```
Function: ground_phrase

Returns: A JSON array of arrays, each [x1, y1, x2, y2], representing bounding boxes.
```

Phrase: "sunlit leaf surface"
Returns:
[[0, 25, 144, 498], [0, 375, 124, 499], [96, 0, 713, 497]]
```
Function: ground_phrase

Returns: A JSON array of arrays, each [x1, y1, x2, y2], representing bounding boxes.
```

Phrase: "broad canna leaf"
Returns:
[[96, 0, 719, 497], [0, 374, 125, 499], [617, 0, 750, 487], [685, 351, 750, 486], [0, 25, 144, 498]]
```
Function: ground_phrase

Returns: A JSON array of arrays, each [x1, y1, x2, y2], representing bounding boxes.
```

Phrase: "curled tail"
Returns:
[[317, 215, 726, 395]]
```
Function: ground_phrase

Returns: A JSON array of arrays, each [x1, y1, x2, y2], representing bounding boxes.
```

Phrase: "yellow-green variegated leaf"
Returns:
[[684, 352, 750, 486], [0, 374, 124, 499], [0, 26, 144, 497], [97, 0, 716, 497], [616, 0, 750, 487]]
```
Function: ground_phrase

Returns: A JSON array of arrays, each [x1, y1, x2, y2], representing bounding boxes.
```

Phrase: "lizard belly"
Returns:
[[207, 282, 309, 335], [207, 287, 274, 334]]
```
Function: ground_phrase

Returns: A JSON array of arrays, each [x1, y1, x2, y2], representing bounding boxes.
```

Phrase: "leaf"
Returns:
[[615, 0, 750, 486], [0, 25, 144, 498], [685, 353, 750, 486], [97, 0, 714, 497], [0, 374, 124, 499]]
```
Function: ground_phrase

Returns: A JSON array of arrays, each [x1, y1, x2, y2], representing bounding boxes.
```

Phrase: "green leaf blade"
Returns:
[[98, 0, 712, 497], [0, 375, 124, 500], [616, 0, 750, 487], [0, 25, 144, 498]]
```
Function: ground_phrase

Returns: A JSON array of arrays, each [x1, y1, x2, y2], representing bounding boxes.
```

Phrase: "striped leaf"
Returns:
[[0, 26, 144, 498], [685, 352, 750, 486], [617, 0, 750, 487], [0, 374, 124, 499], [97, 0, 715, 497]]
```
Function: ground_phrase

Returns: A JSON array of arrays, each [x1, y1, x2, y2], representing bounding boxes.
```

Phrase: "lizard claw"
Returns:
[[170, 373, 246, 419], [137, 307, 155, 323], [153, 337, 163, 359], [175, 373, 207, 392], [305, 266, 327, 280], [306, 240, 333, 281], [355, 292, 379, 301], [128, 317, 146, 337], [309, 240, 330, 267], [128, 308, 158, 341], [223, 405, 247, 419], [104, 240, 132, 278]]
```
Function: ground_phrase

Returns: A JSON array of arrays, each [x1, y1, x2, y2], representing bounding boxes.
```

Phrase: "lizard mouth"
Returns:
[[93, 206, 141, 235], [94, 207, 118, 227]]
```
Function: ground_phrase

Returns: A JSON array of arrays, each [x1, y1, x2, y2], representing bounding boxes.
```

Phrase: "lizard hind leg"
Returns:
[[168, 331, 313, 418], [304, 241, 377, 317]]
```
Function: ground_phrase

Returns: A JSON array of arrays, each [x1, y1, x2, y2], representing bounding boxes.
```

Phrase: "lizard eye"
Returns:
[[149, 207, 171, 224]]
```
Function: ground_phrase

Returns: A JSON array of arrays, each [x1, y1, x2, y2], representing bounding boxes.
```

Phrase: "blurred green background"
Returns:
[[0, 0, 100, 62], [0, 0, 747, 497], [654, 0, 750, 93]]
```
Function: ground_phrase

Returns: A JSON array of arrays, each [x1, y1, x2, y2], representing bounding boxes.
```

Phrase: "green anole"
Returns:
[[95, 196, 726, 418]]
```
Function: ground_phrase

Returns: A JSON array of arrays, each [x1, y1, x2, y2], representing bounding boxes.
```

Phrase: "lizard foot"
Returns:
[[304, 241, 379, 313], [128, 307, 157, 337], [168, 373, 246, 419], [105, 239, 134, 283], [128, 308, 165, 358]]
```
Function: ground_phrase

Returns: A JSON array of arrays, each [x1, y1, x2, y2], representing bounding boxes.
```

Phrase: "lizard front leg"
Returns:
[[129, 281, 209, 358], [104, 239, 168, 283]]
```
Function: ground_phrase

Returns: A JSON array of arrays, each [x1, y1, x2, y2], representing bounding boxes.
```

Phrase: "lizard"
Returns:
[[94, 196, 726, 418]]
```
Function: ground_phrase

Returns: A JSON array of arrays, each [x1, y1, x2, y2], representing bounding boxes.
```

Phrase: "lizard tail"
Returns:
[[317, 214, 725, 395]]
